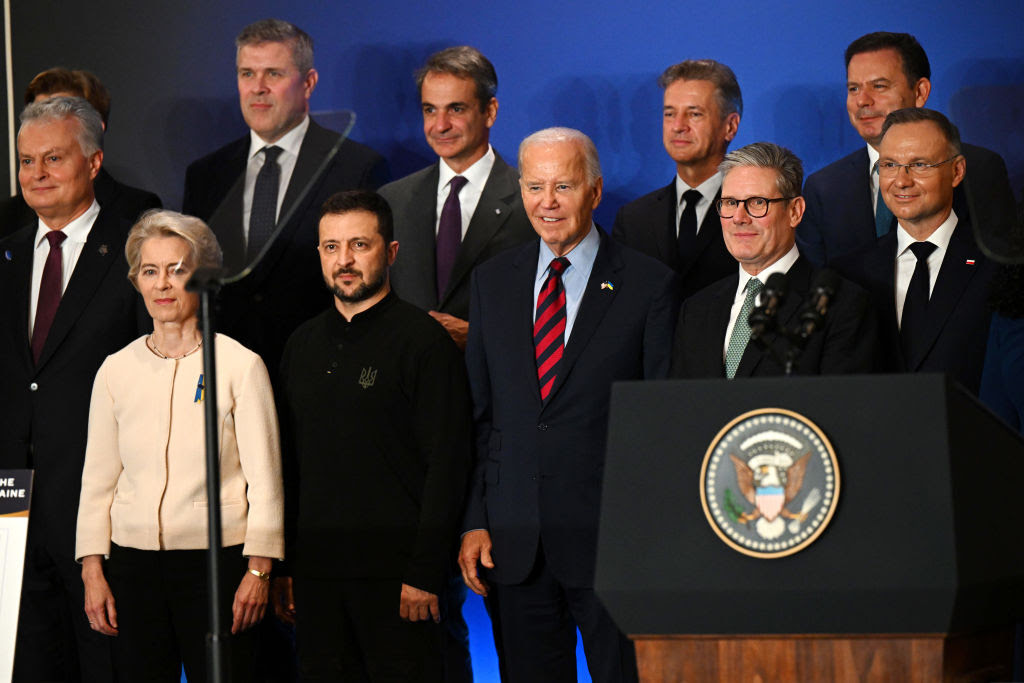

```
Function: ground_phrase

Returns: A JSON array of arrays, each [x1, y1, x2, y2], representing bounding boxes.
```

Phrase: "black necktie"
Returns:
[[248, 145, 283, 260], [677, 189, 702, 262], [900, 241, 938, 362]]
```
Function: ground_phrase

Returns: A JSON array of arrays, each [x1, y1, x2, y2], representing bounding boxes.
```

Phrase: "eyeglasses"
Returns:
[[875, 155, 960, 178], [715, 196, 796, 219]]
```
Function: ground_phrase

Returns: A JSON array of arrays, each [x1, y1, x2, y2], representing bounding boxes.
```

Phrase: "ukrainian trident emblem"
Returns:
[[358, 367, 377, 389]]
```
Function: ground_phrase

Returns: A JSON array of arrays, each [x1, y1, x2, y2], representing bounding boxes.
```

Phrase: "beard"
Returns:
[[326, 265, 387, 304]]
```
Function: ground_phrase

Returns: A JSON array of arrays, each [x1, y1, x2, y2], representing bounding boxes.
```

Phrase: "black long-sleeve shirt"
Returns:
[[279, 291, 471, 594]]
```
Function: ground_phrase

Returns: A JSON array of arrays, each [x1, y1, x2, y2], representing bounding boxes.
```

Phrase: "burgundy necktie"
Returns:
[[32, 230, 67, 363], [436, 175, 468, 300], [535, 257, 570, 400]]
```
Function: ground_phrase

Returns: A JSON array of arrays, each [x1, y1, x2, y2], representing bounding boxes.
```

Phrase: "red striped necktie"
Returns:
[[535, 257, 570, 400]]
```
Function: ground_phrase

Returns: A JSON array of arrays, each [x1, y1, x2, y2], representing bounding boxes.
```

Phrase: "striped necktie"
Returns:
[[535, 257, 570, 400]]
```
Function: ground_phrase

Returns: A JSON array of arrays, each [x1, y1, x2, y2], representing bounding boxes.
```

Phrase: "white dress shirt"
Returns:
[[722, 244, 800, 361], [242, 116, 309, 246], [29, 200, 101, 338], [436, 145, 496, 238], [895, 210, 958, 328], [867, 144, 881, 214], [675, 172, 722, 236]]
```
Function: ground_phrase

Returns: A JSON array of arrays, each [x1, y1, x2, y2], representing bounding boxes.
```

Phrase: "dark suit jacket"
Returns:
[[0, 210, 146, 559], [797, 143, 1015, 266], [182, 119, 389, 378], [670, 256, 880, 378], [0, 168, 161, 239], [379, 152, 535, 320], [612, 180, 734, 301], [832, 217, 995, 395], [463, 229, 679, 587]]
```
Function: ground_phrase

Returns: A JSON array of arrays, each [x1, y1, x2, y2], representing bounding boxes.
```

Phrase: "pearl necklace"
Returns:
[[148, 334, 203, 359]]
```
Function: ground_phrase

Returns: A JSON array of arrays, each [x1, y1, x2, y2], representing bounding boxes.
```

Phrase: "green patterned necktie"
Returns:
[[725, 277, 763, 378]]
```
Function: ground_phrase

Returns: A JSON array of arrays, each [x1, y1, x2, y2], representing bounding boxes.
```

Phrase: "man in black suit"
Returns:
[[612, 59, 741, 301], [833, 109, 995, 395], [0, 96, 145, 682], [0, 67, 161, 239], [379, 46, 534, 350], [459, 128, 677, 683], [182, 18, 388, 382], [672, 142, 879, 378], [797, 31, 1014, 266]]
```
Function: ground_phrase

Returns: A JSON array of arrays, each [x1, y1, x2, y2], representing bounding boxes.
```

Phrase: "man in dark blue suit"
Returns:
[[458, 128, 678, 683], [612, 60, 741, 301], [833, 108, 995, 395], [797, 31, 1014, 266]]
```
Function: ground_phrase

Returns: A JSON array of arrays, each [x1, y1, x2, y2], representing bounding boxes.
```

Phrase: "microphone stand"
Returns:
[[186, 110, 355, 683]]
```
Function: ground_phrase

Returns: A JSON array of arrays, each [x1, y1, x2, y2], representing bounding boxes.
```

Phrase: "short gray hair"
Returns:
[[719, 142, 803, 199], [19, 96, 103, 157], [236, 19, 314, 75], [125, 210, 223, 287], [415, 46, 498, 109], [658, 59, 743, 118], [518, 127, 602, 184]]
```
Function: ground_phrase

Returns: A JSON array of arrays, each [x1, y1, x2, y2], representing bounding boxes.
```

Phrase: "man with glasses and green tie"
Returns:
[[832, 108, 995, 395], [796, 31, 1014, 267], [671, 141, 879, 378]]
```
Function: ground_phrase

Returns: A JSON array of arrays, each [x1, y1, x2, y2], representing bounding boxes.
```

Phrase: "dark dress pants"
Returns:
[[13, 535, 115, 682], [105, 544, 253, 683], [493, 543, 638, 683], [294, 575, 443, 683]]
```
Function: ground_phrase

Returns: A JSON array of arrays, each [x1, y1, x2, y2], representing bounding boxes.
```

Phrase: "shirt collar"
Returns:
[[675, 171, 722, 205], [438, 145, 495, 193], [896, 209, 958, 256], [34, 199, 100, 248], [248, 115, 309, 160], [866, 144, 880, 176], [734, 243, 800, 295], [535, 223, 599, 284]]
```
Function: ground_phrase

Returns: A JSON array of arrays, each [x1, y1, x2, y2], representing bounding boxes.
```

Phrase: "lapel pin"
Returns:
[[3, 250, 11, 261], [965, 259, 975, 266], [98, 244, 109, 256], [601, 281, 614, 291], [495, 208, 501, 215]]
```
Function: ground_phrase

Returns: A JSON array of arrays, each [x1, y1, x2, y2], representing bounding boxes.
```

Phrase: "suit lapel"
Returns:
[[906, 219, 983, 370], [442, 155, 518, 309], [656, 181, 678, 266], [1, 228, 36, 368], [678, 188, 722, 277], [848, 149, 878, 242], [513, 242, 544, 411], [736, 258, 810, 377], [206, 141, 248, 275], [543, 230, 621, 406], [35, 211, 123, 369], [704, 274, 738, 378], [402, 165, 442, 307]]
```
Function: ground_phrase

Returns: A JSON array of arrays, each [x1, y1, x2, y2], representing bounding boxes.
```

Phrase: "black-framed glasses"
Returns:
[[715, 196, 796, 219], [875, 155, 960, 178]]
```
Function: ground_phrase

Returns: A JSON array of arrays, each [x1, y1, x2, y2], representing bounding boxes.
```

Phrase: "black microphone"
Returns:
[[749, 272, 788, 340], [800, 269, 840, 338]]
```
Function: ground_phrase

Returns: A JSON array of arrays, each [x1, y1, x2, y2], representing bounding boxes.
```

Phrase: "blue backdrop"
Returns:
[[10, 2, 1022, 680]]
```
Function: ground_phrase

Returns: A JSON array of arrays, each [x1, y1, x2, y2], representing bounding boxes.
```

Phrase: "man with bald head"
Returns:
[[459, 128, 677, 682]]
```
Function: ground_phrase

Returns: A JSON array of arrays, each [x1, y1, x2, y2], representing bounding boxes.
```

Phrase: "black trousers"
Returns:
[[13, 536, 115, 682], [294, 576, 443, 683], [105, 544, 253, 683], [493, 544, 638, 683]]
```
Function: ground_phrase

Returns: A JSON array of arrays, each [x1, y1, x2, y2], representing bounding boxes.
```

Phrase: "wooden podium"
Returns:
[[596, 375, 1024, 682]]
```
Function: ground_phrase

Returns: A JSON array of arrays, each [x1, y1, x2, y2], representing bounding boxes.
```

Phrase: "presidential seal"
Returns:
[[700, 408, 839, 559]]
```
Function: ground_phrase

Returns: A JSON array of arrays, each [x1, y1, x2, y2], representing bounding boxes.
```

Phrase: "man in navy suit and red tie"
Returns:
[[458, 128, 678, 683]]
